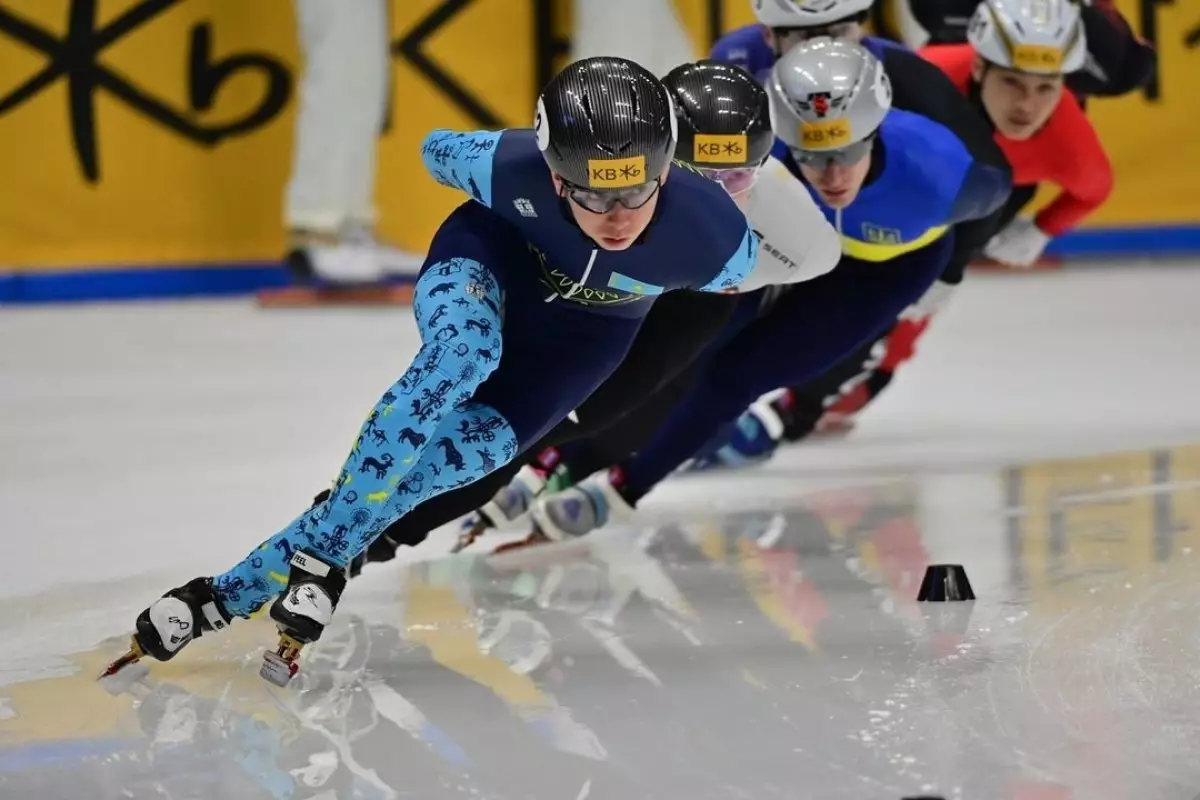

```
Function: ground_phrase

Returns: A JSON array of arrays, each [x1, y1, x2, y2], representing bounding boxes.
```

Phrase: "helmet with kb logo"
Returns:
[[535, 56, 678, 213], [967, 0, 1088, 75], [752, 0, 875, 29], [766, 37, 891, 167], [662, 60, 773, 197]]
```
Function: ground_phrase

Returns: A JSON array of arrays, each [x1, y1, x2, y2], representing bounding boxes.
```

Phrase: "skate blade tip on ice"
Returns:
[[97, 638, 150, 695], [260, 632, 305, 687]]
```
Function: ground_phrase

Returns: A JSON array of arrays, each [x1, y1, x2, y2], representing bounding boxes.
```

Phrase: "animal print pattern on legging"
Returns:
[[211, 259, 518, 617]]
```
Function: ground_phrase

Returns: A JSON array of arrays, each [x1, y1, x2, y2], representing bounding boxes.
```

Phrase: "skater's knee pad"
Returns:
[[413, 258, 504, 396]]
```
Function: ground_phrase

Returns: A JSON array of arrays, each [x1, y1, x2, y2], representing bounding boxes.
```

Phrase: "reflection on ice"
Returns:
[[2, 445, 1200, 799]]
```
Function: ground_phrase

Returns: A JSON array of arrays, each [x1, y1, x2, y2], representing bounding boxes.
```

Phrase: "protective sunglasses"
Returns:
[[789, 136, 874, 168], [696, 165, 761, 196], [562, 179, 662, 214]]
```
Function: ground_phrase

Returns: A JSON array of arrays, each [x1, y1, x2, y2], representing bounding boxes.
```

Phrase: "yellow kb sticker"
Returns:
[[587, 155, 646, 188], [1012, 44, 1064, 73], [693, 134, 748, 164], [799, 119, 852, 151]]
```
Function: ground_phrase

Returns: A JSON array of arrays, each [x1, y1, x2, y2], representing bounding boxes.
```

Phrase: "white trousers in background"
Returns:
[[285, 0, 389, 233]]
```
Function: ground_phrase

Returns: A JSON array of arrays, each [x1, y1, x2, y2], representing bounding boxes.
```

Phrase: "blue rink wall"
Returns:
[[2, 225, 1200, 305]]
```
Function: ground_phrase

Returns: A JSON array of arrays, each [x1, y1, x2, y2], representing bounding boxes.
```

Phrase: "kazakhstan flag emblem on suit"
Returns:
[[607, 271, 664, 296]]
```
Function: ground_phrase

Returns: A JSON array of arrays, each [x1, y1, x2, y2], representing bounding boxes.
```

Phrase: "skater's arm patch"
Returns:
[[698, 226, 760, 292], [420, 130, 503, 207]]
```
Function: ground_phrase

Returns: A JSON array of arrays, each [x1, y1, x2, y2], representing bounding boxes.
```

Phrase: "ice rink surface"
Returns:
[[3, 263, 1200, 799]]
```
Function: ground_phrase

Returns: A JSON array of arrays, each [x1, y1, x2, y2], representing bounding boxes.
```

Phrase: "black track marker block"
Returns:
[[917, 564, 975, 602]]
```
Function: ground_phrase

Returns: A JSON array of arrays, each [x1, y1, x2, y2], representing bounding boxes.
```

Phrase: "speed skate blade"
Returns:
[[260, 632, 305, 687], [490, 531, 549, 555], [97, 648, 150, 696], [450, 517, 489, 553], [260, 651, 299, 687]]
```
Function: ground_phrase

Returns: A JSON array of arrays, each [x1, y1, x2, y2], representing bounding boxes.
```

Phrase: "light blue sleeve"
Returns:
[[697, 226, 761, 292], [420, 129, 504, 208]]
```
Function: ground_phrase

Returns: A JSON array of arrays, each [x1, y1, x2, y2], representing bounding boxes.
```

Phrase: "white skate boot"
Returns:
[[531, 471, 636, 542], [453, 465, 548, 552], [100, 577, 233, 691], [262, 550, 348, 687]]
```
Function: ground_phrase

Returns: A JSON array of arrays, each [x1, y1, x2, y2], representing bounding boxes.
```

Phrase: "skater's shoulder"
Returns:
[[879, 111, 973, 192], [420, 128, 552, 209], [881, 110, 969, 158]]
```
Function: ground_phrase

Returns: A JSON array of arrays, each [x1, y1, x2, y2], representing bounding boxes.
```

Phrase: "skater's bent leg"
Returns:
[[619, 242, 954, 498], [376, 458, 525, 547], [532, 294, 749, 485], [368, 401, 519, 545], [379, 419, 572, 548], [547, 357, 705, 481], [562, 291, 739, 438], [211, 261, 503, 617], [216, 401, 518, 617]]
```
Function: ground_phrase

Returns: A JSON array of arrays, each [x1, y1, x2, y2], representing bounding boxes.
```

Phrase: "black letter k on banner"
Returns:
[[0, 0, 292, 183]]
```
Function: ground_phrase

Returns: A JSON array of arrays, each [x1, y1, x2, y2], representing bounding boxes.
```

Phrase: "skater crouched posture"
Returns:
[[523, 38, 1013, 539], [344, 59, 841, 562], [903, 0, 1156, 102], [934, 0, 1113, 268], [713, 0, 1012, 279], [110, 57, 760, 685], [715, 0, 1113, 459]]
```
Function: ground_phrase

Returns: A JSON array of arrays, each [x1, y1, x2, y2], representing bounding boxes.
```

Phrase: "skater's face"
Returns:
[[792, 139, 874, 209], [695, 165, 761, 208], [973, 58, 1063, 140], [764, 21, 863, 56], [554, 164, 669, 250]]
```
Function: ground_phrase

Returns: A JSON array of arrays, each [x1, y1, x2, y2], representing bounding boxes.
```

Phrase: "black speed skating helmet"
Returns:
[[535, 56, 678, 191], [662, 60, 774, 169]]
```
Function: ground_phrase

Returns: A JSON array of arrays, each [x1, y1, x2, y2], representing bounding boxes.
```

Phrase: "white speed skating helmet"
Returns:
[[767, 37, 892, 153], [967, 0, 1088, 74], [752, 0, 874, 28]]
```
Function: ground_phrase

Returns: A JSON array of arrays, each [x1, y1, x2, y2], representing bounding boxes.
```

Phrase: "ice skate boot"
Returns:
[[530, 469, 636, 542], [452, 465, 548, 552], [100, 577, 232, 687], [479, 465, 547, 528], [261, 550, 348, 687]]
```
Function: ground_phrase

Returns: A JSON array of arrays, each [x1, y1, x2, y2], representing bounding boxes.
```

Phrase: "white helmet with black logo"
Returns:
[[752, 0, 874, 28], [967, 0, 1087, 75], [766, 37, 892, 153]]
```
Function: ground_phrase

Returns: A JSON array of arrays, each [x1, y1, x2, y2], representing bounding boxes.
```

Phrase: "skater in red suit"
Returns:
[[704, 0, 1115, 464]]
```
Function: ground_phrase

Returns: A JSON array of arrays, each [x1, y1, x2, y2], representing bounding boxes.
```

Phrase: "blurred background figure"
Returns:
[[882, 0, 1155, 102], [284, 0, 422, 285], [571, 0, 694, 76]]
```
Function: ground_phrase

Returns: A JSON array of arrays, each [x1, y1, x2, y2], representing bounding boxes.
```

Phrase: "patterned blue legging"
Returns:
[[212, 259, 517, 617]]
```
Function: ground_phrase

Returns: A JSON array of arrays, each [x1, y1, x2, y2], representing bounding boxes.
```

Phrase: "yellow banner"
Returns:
[[0, 0, 1195, 272], [0, 0, 536, 269], [1032, 0, 1200, 226], [683, 0, 1200, 228]]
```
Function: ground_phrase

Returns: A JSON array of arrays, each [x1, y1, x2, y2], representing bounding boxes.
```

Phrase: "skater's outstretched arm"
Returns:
[[420, 130, 505, 207]]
